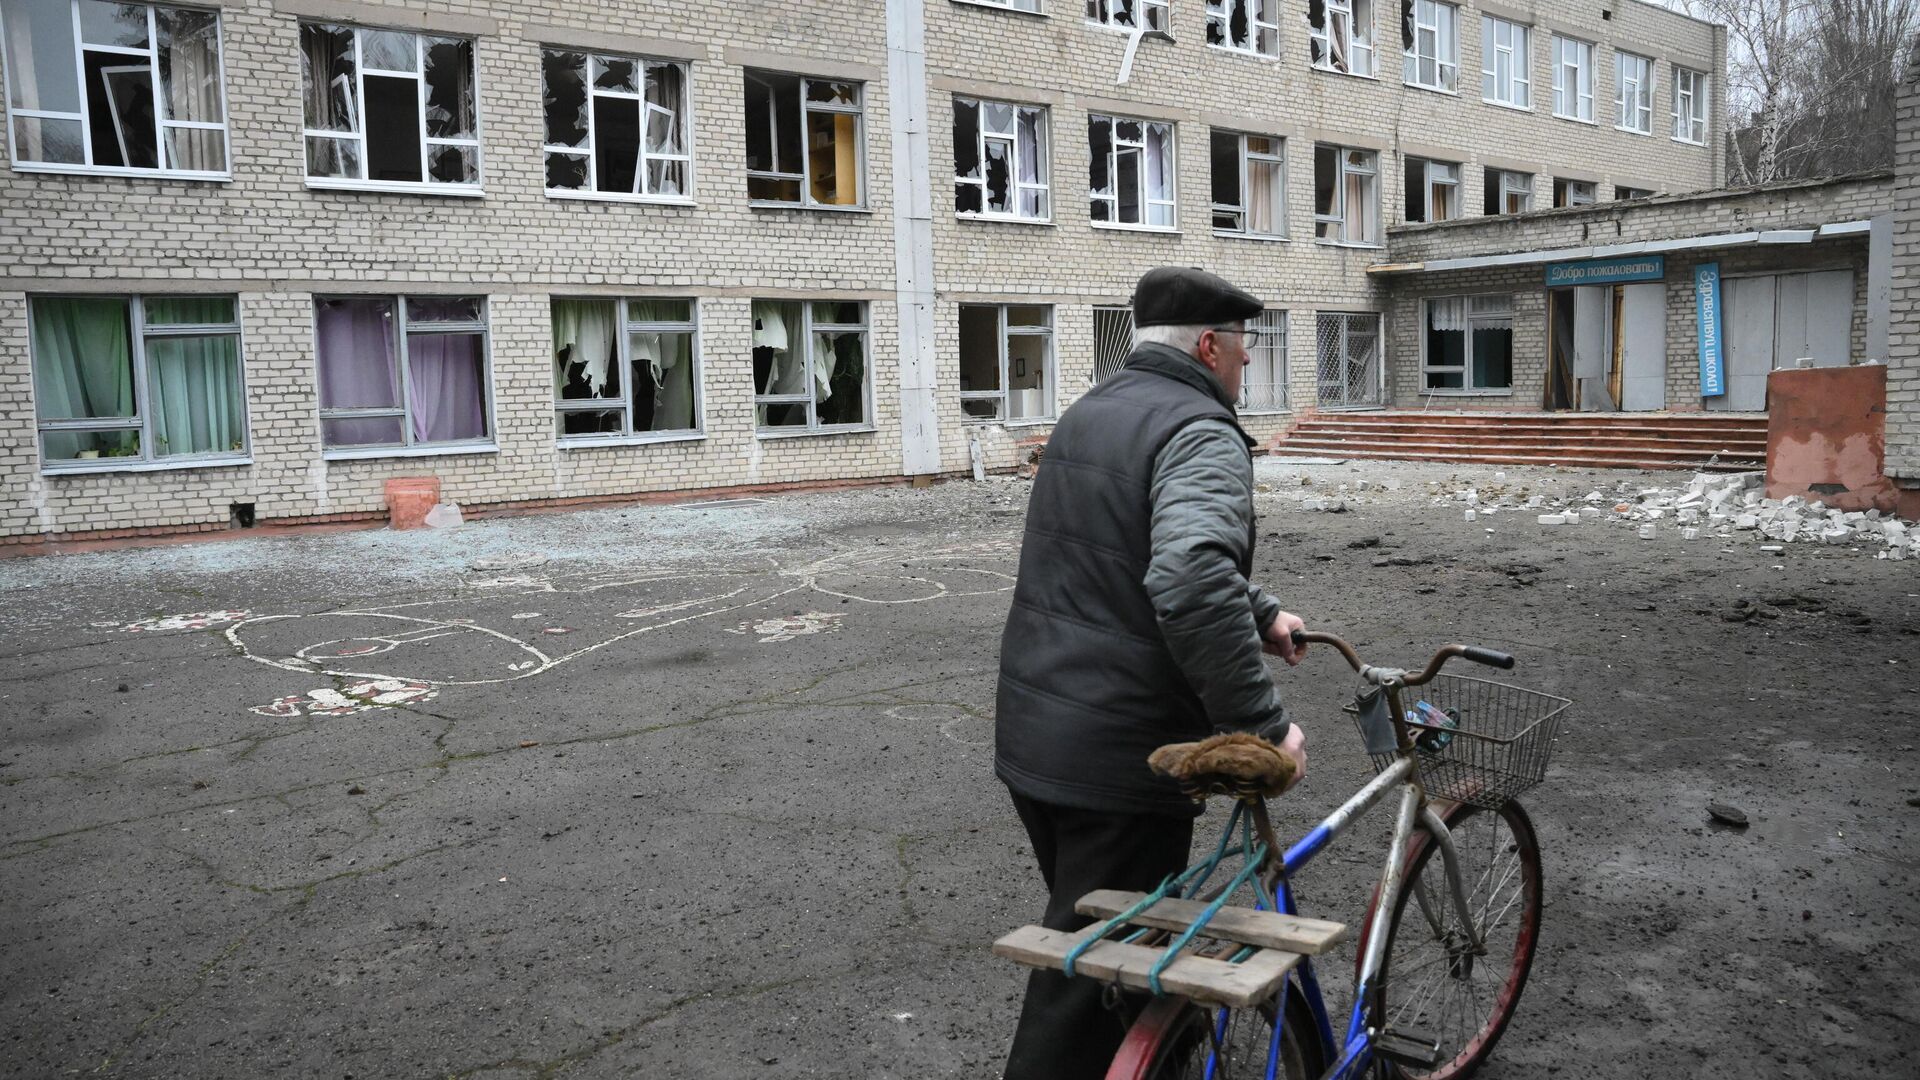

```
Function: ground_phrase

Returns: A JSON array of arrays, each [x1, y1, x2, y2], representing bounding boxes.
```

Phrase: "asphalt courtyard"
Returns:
[[3, 460, 1916, 1079]]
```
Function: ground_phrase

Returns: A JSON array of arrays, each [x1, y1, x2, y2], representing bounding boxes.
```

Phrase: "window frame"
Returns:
[[1485, 168, 1532, 214], [1088, 113, 1178, 231], [1615, 184, 1655, 200], [1553, 177, 1595, 207], [751, 300, 874, 437], [958, 304, 1056, 424], [1238, 308, 1289, 413], [1211, 129, 1288, 240], [315, 294, 497, 460], [953, 96, 1051, 223], [540, 48, 694, 205], [2, 0, 234, 180], [1672, 65, 1708, 145], [1480, 15, 1530, 110], [1313, 143, 1380, 247], [299, 22, 484, 197], [552, 297, 704, 447], [1421, 294, 1514, 393], [956, 0, 1046, 13], [30, 293, 250, 473], [1207, 0, 1281, 58], [1086, 0, 1169, 33], [1309, 0, 1375, 78], [1551, 34, 1595, 123], [1615, 50, 1654, 134], [1404, 155, 1461, 223], [744, 70, 868, 211], [1402, 0, 1459, 93]]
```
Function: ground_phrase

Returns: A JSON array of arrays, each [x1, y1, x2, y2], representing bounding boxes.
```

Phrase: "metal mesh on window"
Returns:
[[1240, 309, 1289, 412], [1092, 307, 1134, 384], [1315, 312, 1383, 408]]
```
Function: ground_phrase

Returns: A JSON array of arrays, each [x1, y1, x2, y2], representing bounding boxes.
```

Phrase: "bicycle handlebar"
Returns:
[[1289, 629, 1515, 685]]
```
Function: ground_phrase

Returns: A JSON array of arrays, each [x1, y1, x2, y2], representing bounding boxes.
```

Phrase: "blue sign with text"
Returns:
[[1543, 256, 1667, 287], [1695, 262, 1725, 397]]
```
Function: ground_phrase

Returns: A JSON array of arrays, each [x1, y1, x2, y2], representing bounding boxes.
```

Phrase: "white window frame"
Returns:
[[959, 305, 1055, 424], [1239, 309, 1289, 413], [744, 71, 867, 210], [1555, 177, 1595, 207], [1314, 144, 1379, 247], [1310, 0, 1374, 77], [1552, 34, 1595, 123], [1407, 156, 1460, 223], [300, 23, 483, 196], [954, 97, 1051, 223], [1615, 185, 1655, 200], [1421, 294, 1514, 393], [1089, 113, 1177, 231], [1402, 0, 1458, 93], [957, 0, 1044, 13], [540, 49, 693, 205], [1672, 66, 1708, 145], [1616, 50, 1654, 134], [316, 295, 496, 460], [1487, 168, 1532, 214], [1, 0, 232, 180], [552, 298, 703, 447], [1086, 0, 1169, 33], [1480, 16, 1530, 109], [30, 294, 249, 473], [1212, 130, 1287, 239], [752, 301, 873, 437], [1207, 0, 1281, 57]]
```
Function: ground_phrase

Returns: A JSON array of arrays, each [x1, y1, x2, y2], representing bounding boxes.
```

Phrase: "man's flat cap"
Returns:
[[1131, 266, 1264, 328]]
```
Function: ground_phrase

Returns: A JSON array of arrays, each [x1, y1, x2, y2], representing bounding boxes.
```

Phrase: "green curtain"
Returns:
[[31, 297, 134, 421], [148, 333, 244, 456]]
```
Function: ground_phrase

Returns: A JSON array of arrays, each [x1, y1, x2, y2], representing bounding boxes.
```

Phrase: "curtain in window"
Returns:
[[147, 334, 243, 455], [1344, 168, 1373, 241], [157, 7, 224, 171], [551, 298, 618, 395], [31, 297, 135, 420], [316, 298, 399, 409], [633, 331, 695, 429], [1429, 297, 1469, 332], [406, 333, 486, 442], [1247, 160, 1276, 234]]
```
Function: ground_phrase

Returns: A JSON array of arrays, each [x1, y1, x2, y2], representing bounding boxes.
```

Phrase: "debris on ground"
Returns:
[[1707, 802, 1750, 827]]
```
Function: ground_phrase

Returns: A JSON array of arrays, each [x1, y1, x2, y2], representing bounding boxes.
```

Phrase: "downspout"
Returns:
[[886, 0, 942, 476]]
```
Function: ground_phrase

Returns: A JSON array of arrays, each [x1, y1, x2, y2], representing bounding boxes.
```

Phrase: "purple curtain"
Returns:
[[316, 298, 400, 409], [407, 333, 487, 442]]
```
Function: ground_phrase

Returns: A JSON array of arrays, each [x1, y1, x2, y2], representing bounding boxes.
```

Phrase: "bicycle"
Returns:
[[995, 629, 1570, 1080]]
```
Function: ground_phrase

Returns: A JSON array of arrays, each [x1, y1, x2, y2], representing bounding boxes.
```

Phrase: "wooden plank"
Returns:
[[1073, 890, 1348, 956], [991, 925, 1297, 1008]]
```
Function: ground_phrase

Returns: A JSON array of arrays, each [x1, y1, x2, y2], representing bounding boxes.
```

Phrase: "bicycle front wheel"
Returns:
[[1375, 799, 1542, 1080], [1107, 989, 1326, 1080]]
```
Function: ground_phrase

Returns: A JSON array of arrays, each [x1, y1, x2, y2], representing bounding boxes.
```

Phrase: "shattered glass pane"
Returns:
[[543, 51, 589, 147], [1115, 119, 1142, 144], [984, 139, 1012, 214], [1017, 109, 1044, 184], [593, 55, 637, 94], [646, 158, 685, 197], [644, 64, 685, 154], [954, 99, 980, 180], [815, 332, 866, 427], [1116, 146, 1140, 223], [752, 301, 807, 396], [956, 182, 983, 214], [301, 23, 357, 134], [427, 143, 476, 184], [962, 398, 1002, 420], [1144, 124, 1171, 197], [360, 30, 418, 72], [156, 8, 224, 125], [594, 96, 641, 192], [805, 80, 858, 106], [423, 39, 475, 139], [363, 74, 422, 182], [1088, 117, 1111, 195], [546, 151, 588, 190], [406, 297, 483, 324], [1211, 131, 1240, 214], [78, 1, 147, 48], [1090, 197, 1112, 222], [983, 102, 1015, 136], [758, 402, 808, 428], [749, 176, 801, 202], [813, 302, 864, 326], [559, 409, 624, 437], [305, 134, 359, 178], [958, 306, 1000, 393], [13, 115, 87, 169]]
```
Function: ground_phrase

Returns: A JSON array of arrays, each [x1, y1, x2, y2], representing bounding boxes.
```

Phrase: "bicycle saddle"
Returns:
[[1148, 732, 1296, 800]]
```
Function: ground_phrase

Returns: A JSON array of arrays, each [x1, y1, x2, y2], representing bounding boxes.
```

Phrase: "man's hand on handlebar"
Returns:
[[1261, 611, 1308, 666]]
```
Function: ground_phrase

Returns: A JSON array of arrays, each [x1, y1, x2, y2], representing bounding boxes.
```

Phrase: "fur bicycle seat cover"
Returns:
[[1147, 732, 1296, 800]]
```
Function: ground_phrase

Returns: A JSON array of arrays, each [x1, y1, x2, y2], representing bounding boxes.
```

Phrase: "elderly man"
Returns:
[[995, 266, 1309, 1079]]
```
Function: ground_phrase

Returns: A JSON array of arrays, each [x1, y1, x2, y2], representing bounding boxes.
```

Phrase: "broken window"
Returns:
[[1313, 144, 1378, 245], [1480, 15, 1530, 108], [553, 298, 699, 441], [4, 0, 228, 174], [300, 23, 479, 189], [959, 305, 1053, 422], [1207, 1, 1280, 56], [1402, 156, 1459, 223], [1309, 0, 1373, 77], [1239, 309, 1289, 412], [752, 300, 868, 433], [1314, 311, 1381, 407], [315, 295, 490, 450], [1616, 51, 1653, 133], [1672, 65, 1707, 144], [953, 98, 1049, 220], [541, 50, 689, 199], [1553, 177, 1595, 208], [964, 0, 1042, 10], [31, 294, 246, 468], [1087, 0, 1168, 32], [1211, 131, 1286, 237], [1482, 168, 1531, 214], [1423, 295, 1512, 391], [1401, 0, 1457, 91], [1092, 306, 1134, 384], [1089, 114, 1175, 228], [1551, 34, 1594, 122], [1614, 185, 1655, 201], [745, 71, 864, 207]]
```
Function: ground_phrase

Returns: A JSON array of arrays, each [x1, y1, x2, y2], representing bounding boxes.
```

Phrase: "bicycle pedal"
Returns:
[[1373, 1028, 1443, 1068]]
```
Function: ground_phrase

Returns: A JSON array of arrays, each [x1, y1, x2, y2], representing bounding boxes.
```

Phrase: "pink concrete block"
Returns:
[[385, 477, 442, 531]]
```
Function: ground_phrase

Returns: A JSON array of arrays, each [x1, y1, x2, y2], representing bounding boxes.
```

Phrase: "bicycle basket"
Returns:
[[1347, 674, 1571, 810]]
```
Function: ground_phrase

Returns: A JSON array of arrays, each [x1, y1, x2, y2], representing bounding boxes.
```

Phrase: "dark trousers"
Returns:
[[1004, 792, 1195, 1080]]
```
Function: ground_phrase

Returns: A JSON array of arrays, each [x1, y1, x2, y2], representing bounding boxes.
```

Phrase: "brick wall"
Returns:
[[1888, 42, 1920, 480]]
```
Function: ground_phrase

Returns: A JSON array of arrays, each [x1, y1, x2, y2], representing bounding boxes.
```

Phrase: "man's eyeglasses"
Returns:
[[1209, 327, 1267, 343]]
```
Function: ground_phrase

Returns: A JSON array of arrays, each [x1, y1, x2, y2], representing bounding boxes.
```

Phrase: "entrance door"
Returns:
[[1710, 270, 1855, 411], [1572, 285, 1611, 411], [1617, 283, 1667, 411]]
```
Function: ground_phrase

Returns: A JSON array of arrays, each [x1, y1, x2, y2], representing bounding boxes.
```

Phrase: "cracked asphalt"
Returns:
[[2, 460, 1916, 1079]]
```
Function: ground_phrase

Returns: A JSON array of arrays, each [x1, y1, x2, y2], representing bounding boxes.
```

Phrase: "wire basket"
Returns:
[[1348, 674, 1571, 810]]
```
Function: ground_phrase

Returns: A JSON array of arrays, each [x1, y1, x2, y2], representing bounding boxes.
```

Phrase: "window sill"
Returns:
[[1614, 125, 1653, 137], [1214, 230, 1290, 243], [558, 431, 705, 449], [1091, 222, 1181, 236], [1311, 65, 1378, 81], [1482, 98, 1532, 113], [1239, 407, 1290, 416], [749, 201, 873, 214], [323, 443, 499, 462], [951, 0, 1048, 17], [1672, 136, 1708, 147], [1405, 81, 1459, 96], [42, 455, 251, 476], [1315, 239, 1384, 251], [13, 162, 231, 183], [965, 416, 1057, 428], [307, 178, 484, 198], [957, 212, 1055, 227], [1207, 44, 1280, 62], [1551, 113, 1597, 126], [548, 190, 698, 208], [1419, 389, 1514, 397], [755, 425, 877, 440]]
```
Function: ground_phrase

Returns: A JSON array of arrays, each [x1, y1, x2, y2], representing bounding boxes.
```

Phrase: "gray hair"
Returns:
[[1132, 321, 1244, 357]]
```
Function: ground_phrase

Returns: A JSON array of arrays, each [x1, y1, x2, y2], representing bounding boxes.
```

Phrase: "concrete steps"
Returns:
[[1270, 412, 1768, 472]]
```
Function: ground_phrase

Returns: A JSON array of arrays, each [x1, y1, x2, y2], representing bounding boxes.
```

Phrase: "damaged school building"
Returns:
[[0, 0, 1914, 544]]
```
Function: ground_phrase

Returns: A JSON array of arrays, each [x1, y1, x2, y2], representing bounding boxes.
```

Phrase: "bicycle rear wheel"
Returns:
[[1107, 989, 1326, 1080], [1374, 799, 1542, 1079]]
